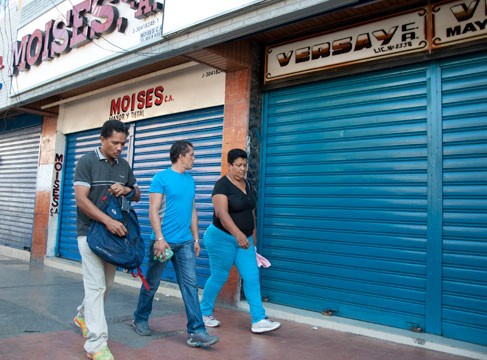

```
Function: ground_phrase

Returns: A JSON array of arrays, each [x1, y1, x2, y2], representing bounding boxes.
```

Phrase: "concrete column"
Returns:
[[217, 40, 264, 305], [216, 67, 253, 305], [31, 116, 58, 262]]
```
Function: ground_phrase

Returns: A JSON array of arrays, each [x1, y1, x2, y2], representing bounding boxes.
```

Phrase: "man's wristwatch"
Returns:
[[194, 239, 199, 243], [156, 237, 164, 242]]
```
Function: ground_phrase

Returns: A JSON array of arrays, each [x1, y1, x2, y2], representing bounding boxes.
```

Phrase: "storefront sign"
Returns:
[[265, 0, 487, 82], [163, 0, 265, 34], [9, 0, 163, 76], [9, 0, 266, 95], [265, 10, 428, 82], [432, 0, 487, 47], [61, 63, 225, 134], [10, 0, 164, 94], [108, 85, 173, 121], [50, 153, 64, 216]]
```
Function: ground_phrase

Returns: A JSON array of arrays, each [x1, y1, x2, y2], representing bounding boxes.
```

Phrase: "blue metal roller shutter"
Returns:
[[260, 53, 487, 345], [440, 54, 487, 345], [131, 106, 223, 287], [58, 128, 108, 261], [260, 64, 430, 330], [58, 128, 130, 260]]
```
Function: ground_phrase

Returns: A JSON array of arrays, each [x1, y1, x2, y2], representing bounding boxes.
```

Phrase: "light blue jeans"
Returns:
[[200, 224, 266, 323], [134, 240, 206, 334]]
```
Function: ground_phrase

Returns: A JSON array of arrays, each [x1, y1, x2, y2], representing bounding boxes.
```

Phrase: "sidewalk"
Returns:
[[0, 255, 483, 360]]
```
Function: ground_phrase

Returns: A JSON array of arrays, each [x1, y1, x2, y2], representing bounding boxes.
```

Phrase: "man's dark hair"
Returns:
[[170, 140, 194, 164], [227, 148, 247, 164], [100, 120, 129, 138]]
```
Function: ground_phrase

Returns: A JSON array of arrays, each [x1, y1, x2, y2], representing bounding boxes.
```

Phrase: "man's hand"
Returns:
[[154, 239, 170, 259], [194, 241, 201, 257], [109, 183, 131, 197], [105, 217, 127, 237]]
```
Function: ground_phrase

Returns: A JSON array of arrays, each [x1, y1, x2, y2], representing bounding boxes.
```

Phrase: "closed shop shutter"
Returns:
[[131, 106, 223, 287], [260, 52, 486, 345], [58, 106, 223, 288], [260, 64, 430, 330], [58, 128, 108, 261], [0, 126, 41, 250], [440, 55, 487, 345]]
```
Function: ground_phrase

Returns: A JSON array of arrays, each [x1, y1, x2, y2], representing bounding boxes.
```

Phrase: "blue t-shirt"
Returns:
[[149, 168, 195, 243]]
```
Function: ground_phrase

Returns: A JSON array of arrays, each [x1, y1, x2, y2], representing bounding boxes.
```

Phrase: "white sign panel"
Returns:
[[163, 0, 264, 34], [432, 0, 487, 47], [60, 63, 225, 134], [265, 9, 428, 82], [10, 0, 164, 95]]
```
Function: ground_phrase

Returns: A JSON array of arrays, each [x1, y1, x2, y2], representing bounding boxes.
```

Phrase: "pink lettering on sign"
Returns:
[[50, 153, 64, 216], [109, 85, 174, 120], [9, 0, 164, 76]]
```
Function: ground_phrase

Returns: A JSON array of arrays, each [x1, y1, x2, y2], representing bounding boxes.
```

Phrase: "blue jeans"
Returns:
[[200, 224, 266, 324], [134, 240, 205, 334]]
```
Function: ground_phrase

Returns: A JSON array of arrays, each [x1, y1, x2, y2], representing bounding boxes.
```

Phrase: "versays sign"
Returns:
[[265, 0, 487, 82], [265, 10, 428, 82]]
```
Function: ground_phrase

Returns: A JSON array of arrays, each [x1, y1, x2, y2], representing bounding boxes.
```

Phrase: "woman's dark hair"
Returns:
[[100, 120, 129, 138], [227, 148, 247, 164], [170, 140, 194, 163]]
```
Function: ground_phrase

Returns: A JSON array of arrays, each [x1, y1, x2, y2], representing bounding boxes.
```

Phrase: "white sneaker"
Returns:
[[203, 315, 221, 328], [251, 318, 281, 333]]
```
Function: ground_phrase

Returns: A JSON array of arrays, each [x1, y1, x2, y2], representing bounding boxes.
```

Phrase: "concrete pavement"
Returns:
[[0, 255, 484, 360]]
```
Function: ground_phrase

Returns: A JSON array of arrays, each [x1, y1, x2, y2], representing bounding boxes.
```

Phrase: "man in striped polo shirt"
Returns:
[[73, 120, 140, 360]]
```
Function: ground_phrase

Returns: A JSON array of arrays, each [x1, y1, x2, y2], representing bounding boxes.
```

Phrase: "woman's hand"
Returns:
[[236, 232, 250, 249]]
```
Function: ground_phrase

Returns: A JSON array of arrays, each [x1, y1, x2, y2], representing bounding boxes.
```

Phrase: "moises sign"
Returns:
[[109, 85, 174, 121], [9, 0, 163, 76]]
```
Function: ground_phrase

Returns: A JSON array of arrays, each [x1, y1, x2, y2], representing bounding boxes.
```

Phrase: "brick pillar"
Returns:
[[216, 66, 253, 305], [31, 117, 58, 262]]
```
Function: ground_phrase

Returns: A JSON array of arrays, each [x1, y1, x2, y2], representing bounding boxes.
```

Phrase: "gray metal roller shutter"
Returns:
[[0, 126, 41, 250]]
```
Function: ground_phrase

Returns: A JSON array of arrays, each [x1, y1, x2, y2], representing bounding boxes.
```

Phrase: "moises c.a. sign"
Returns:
[[9, 0, 163, 76]]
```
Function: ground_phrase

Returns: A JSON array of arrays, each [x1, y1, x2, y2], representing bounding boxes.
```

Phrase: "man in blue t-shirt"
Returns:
[[132, 140, 218, 348]]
